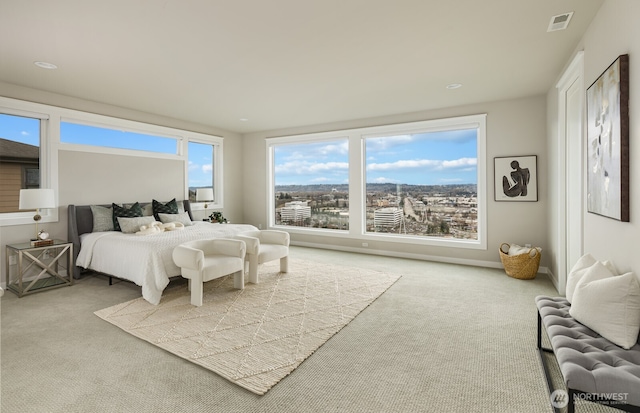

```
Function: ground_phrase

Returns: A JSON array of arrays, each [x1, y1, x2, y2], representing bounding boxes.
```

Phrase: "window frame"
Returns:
[[0, 96, 224, 227], [59, 112, 224, 210], [0, 102, 56, 227], [186, 138, 224, 210], [267, 131, 351, 234], [266, 114, 487, 250]]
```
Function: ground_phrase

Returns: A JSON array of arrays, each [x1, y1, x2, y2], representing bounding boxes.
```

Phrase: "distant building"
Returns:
[[0, 138, 40, 213], [374, 207, 402, 228], [280, 201, 311, 222]]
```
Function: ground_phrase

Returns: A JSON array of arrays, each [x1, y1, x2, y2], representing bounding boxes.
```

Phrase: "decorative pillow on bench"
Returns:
[[570, 261, 640, 349], [565, 253, 617, 303]]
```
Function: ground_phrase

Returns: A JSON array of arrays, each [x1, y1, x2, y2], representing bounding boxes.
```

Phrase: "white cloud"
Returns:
[[21, 131, 29, 136], [369, 176, 400, 183], [280, 140, 349, 161], [202, 164, 213, 173], [276, 160, 349, 175], [367, 157, 476, 172]]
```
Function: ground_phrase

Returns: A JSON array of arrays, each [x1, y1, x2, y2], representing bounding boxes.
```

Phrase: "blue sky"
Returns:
[[274, 128, 477, 186], [0, 113, 40, 146], [1, 113, 213, 189]]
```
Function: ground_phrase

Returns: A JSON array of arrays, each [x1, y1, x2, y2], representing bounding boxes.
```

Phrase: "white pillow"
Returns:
[[565, 254, 597, 303], [117, 216, 157, 234], [565, 254, 617, 303], [569, 261, 640, 349], [158, 211, 193, 226]]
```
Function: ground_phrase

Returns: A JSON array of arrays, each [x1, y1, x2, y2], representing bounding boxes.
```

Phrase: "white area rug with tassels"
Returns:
[[95, 258, 401, 395]]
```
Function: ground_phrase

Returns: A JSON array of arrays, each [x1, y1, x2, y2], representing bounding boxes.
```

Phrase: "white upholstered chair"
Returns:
[[172, 238, 246, 306], [236, 230, 290, 283]]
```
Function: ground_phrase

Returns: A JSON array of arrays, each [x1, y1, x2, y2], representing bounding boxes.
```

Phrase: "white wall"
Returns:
[[547, 0, 639, 279], [581, 0, 639, 274], [0, 83, 245, 283], [242, 95, 549, 268]]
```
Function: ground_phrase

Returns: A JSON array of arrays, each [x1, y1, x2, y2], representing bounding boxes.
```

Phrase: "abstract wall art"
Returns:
[[586, 54, 629, 222], [494, 155, 538, 202]]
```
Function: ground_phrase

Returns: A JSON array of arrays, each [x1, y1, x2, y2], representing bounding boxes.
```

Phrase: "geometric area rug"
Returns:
[[94, 258, 401, 395]]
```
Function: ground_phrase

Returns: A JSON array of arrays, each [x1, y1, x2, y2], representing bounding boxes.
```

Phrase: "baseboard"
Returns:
[[545, 268, 559, 291], [291, 240, 550, 274]]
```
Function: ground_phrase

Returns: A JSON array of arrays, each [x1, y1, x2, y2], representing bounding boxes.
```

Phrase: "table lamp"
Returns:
[[19, 188, 55, 241], [196, 188, 214, 220]]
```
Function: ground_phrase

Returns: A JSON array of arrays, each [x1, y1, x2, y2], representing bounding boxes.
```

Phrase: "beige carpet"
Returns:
[[94, 258, 401, 395]]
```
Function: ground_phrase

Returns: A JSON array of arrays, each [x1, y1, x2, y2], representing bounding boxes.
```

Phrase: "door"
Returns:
[[565, 77, 583, 277], [556, 51, 584, 295]]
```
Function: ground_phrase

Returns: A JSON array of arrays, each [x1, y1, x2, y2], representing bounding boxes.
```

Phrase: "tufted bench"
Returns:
[[536, 296, 640, 413]]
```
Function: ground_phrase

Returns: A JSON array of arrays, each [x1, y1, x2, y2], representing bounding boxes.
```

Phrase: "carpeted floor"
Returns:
[[0, 246, 620, 412], [94, 259, 401, 395]]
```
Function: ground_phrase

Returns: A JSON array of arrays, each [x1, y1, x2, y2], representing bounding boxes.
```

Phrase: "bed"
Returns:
[[68, 200, 257, 304]]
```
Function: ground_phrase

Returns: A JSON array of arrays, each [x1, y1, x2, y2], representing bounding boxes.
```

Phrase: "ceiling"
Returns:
[[0, 0, 603, 134]]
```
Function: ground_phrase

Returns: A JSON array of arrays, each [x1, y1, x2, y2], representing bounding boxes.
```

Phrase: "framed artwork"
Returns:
[[494, 155, 537, 202], [586, 54, 629, 222]]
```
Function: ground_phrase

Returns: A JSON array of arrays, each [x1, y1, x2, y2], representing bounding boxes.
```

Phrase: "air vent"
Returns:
[[547, 12, 574, 32]]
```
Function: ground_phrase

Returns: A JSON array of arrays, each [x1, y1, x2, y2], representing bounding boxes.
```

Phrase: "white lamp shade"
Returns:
[[196, 188, 214, 202], [19, 188, 56, 210]]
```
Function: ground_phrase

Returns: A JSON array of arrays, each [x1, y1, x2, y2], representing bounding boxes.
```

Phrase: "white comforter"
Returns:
[[77, 222, 258, 304]]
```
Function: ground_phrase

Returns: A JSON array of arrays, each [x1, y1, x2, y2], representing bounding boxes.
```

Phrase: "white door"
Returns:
[[556, 52, 584, 295]]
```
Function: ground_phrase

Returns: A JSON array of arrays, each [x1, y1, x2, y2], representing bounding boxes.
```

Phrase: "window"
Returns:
[[0, 113, 42, 213], [61, 121, 178, 154], [188, 141, 216, 202], [267, 115, 486, 249], [272, 139, 349, 230], [59, 112, 223, 208], [364, 128, 478, 240], [0, 95, 224, 227]]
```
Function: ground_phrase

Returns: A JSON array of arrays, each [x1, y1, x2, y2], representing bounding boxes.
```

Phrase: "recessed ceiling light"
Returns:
[[446, 83, 463, 89], [239, 118, 249, 122], [34, 61, 58, 70]]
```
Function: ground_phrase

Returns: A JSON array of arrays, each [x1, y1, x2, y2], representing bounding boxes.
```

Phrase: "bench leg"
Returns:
[[233, 270, 244, 290], [190, 274, 203, 306], [567, 389, 576, 413], [248, 255, 259, 284], [537, 311, 542, 350]]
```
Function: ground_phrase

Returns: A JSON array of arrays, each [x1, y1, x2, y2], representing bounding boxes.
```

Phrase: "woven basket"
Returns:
[[499, 243, 541, 280]]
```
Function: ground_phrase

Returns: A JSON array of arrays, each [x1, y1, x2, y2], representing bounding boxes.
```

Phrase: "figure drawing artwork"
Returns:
[[586, 54, 629, 222], [494, 155, 537, 202]]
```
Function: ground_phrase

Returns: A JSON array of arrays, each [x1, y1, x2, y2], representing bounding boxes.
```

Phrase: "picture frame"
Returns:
[[494, 155, 538, 202], [586, 54, 629, 222]]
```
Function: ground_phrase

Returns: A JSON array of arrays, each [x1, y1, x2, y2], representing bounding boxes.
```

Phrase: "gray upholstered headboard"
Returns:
[[67, 200, 193, 279]]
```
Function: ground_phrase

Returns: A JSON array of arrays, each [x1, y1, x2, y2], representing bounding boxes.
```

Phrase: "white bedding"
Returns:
[[77, 222, 258, 304]]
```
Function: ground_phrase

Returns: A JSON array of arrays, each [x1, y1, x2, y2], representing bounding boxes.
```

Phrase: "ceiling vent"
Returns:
[[547, 12, 574, 32]]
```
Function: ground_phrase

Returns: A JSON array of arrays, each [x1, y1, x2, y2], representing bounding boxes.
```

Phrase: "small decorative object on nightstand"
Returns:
[[209, 211, 227, 223], [5, 239, 74, 297]]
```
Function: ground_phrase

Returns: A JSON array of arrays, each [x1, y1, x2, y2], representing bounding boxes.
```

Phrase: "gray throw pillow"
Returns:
[[117, 216, 157, 234], [91, 205, 114, 232], [158, 211, 193, 226]]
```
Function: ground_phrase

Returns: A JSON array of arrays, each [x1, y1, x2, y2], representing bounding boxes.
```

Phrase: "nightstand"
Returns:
[[5, 240, 74, 297]]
